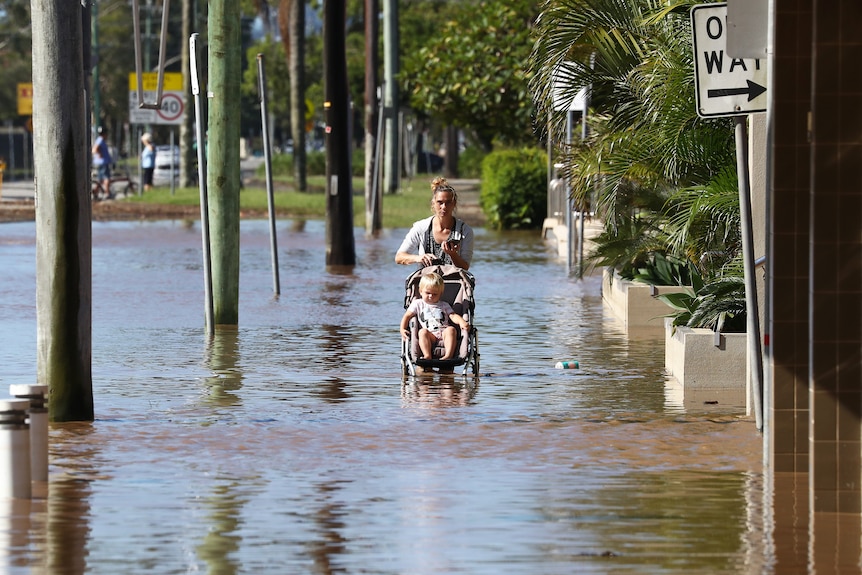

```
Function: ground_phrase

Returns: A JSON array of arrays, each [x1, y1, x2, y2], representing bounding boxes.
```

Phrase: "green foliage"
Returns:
[[629, 252, 700, 288], [0, 0, 32, 124], [479, 148, 547, 230], [531, 0, 748, 330], [530, 0, 736, 224], [401, 0, 540, 149], [242, 38, 291, 137], [458, 147, 487, 179], [658, 275, 746, 333]]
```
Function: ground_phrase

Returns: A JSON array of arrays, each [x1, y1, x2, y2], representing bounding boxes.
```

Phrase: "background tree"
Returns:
[[0, 0, 32, 125], [401, 0, 539, 152]]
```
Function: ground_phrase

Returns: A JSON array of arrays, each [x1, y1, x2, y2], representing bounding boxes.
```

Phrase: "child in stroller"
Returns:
[[400, 265, 480, 377]]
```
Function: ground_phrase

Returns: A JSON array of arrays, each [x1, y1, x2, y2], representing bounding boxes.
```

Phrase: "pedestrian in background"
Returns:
[[92, 126, 113, 195], [141, 132, 156, 192]]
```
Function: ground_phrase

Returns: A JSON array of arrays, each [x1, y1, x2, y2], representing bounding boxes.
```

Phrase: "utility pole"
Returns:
[[208, 0, 242, 325], [180, 0, 196, 187], [364, 0, 381, 233], [32, 0, 93, 421], [382, 0, 399, 194], [91, 0, 100, 126], [324, 0, 356, 266]]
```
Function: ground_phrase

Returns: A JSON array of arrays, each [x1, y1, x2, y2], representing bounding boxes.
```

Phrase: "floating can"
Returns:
[[555, 361, 579, 369]]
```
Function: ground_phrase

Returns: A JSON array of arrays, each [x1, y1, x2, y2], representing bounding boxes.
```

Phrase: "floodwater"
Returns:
[[0, 218, 768, 574]]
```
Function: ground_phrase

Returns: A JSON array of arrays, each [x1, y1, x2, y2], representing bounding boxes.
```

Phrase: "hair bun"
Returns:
[[431, 176, 449, 191]]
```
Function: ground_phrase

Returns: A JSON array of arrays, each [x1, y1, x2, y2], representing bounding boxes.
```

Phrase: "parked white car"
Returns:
[[153, 145, 180, 187]]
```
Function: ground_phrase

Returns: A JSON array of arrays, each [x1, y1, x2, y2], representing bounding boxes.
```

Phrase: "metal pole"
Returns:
[[257, 53, 280, 295], [6, 121, 14, 180], [734, 115, 764, 431], [169, 129, 176, 195], [190, 33, 214, 336], [566, 110, 574, 274], [382, 0, 399, 194], [578, 200, 585, 278], [369, 95, 384, 234]]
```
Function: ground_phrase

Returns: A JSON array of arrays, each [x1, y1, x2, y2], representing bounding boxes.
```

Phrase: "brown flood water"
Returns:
[[0, 219, 778, 574]]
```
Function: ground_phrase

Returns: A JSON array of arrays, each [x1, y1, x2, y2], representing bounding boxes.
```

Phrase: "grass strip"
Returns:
[[124, 176, 475, 228]]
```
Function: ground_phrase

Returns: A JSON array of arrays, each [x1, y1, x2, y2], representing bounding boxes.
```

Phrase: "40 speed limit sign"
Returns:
[[128, 72, 185, 126]]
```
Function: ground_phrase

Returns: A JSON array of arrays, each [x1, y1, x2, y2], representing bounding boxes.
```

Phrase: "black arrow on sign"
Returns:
[[707, 80, 767, 102]]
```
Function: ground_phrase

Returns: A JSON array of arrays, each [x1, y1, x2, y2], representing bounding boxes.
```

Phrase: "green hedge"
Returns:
[[458, 147, 487, 179], [479, 148, 547, 230]]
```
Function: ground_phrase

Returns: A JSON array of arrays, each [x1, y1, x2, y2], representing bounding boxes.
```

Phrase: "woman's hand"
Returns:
[[442, 240, 460, 256], [416, 253, 437, 267]]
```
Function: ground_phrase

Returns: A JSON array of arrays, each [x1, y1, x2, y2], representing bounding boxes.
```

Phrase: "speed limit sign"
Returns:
[[157, 93, 184, 123], [128, 72, 185, 125]]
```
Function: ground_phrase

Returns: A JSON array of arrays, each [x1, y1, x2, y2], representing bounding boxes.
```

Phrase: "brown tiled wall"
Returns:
[[771, 0, 862, 515], [808, 0, 862, 514]]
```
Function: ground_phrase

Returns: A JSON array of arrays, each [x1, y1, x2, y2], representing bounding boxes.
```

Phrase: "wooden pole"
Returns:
[[32, 0, 93, 421], [207, 0, 241, 325], [324, 0, 356, 266]]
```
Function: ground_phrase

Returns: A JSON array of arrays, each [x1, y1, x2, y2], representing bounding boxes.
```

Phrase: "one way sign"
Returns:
[[691, 3, 767, 118]]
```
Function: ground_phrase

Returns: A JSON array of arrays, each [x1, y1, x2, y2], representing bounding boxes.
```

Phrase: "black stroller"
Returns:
[[400, 265, 480, 378]]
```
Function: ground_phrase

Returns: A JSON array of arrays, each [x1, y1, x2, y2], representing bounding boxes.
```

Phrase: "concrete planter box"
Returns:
[[664, 318, 747, 390], [601, 268, 684, 332]]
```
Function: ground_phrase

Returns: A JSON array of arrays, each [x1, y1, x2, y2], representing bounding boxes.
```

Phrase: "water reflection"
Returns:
[[47, 423, 96, 575], [401, 376, 478, 408], [307, 480, 349, 574], [203, 328, 243, 407], [196, 479, 248, 575]]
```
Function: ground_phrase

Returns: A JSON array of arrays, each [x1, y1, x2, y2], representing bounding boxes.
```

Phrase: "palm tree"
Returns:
[[529, 0, 745, 329]]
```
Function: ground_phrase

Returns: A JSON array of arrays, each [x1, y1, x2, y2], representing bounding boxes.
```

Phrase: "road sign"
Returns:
[[17, 83, 33, 116], [128, 72, 185, 125], [691, 3, 767, 118]]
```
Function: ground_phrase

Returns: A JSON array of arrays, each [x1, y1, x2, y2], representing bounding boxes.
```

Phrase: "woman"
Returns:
[[395, 177, 474, 270], [141, 132, 156, 192]]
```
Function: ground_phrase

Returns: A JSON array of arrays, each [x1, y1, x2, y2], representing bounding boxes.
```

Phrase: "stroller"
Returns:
[[400, 265, 480, 378]]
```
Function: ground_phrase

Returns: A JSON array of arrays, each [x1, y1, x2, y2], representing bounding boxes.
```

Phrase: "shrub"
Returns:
[[479, 148, 547, 230], [458, 146, 487, 179]]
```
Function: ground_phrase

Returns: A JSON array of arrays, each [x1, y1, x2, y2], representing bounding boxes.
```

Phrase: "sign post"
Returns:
[[691, 3, 767, 118], [691, 2, 766, 430]]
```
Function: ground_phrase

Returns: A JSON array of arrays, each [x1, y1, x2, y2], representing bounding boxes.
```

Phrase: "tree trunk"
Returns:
[[279, 0, 307, 191], [32, 0, 93, 421], [444, 125, 459, 178], [324, 0, 355, 266]]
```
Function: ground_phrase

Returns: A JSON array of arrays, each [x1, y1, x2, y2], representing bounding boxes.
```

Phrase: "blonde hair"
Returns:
[[430, 176, 458, 209], [418, 272, 444, 293]]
